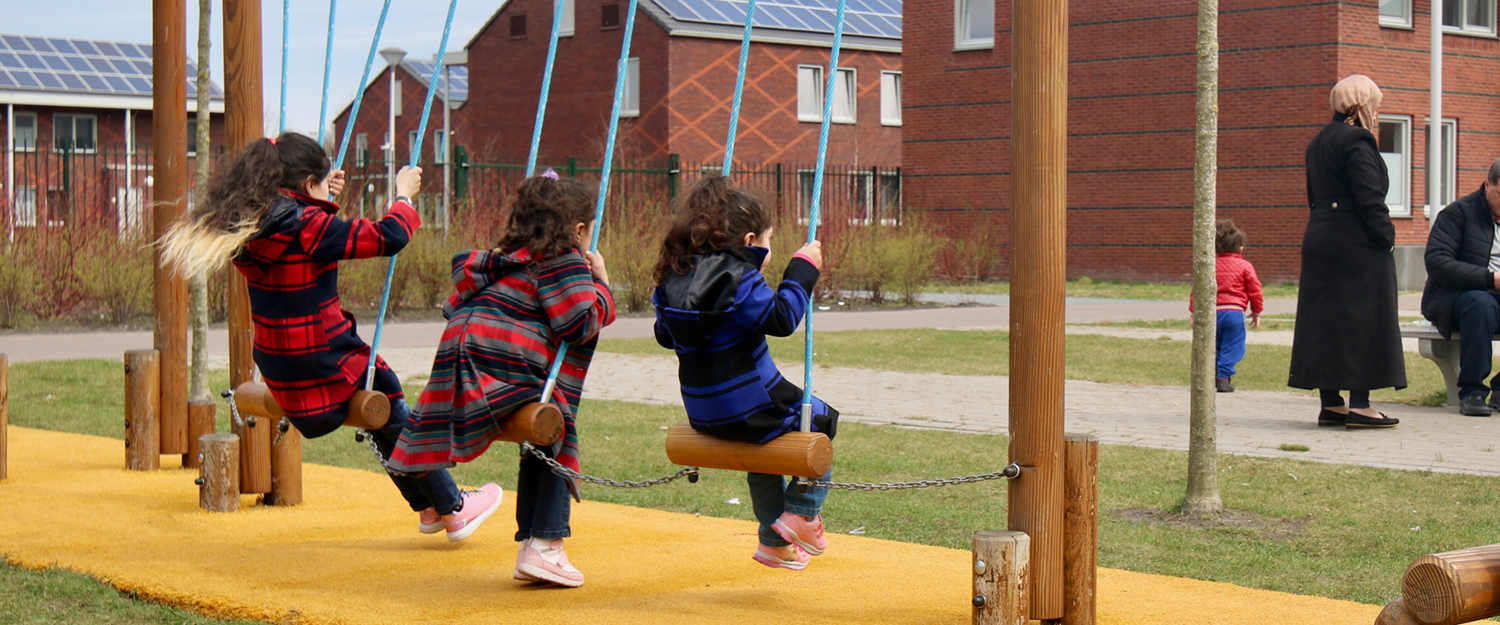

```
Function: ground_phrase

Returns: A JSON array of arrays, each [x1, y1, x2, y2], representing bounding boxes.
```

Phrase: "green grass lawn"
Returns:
[[599, 328, 1453, 406], [928, 279, 1302, 301], [0, 562, 254, 625], [9, 359, 1500, 612]]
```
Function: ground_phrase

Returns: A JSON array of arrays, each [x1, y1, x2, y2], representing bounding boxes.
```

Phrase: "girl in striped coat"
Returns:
[[653, 175, 837, 571], [389, 172, 615, 588], [158, 132, 501, 543]]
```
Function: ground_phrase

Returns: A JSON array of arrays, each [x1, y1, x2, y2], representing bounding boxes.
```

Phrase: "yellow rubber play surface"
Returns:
[[0, 426, 1383, 624]]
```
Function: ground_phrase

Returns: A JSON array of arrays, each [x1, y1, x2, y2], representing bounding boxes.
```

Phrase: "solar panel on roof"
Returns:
[[0, 33, 222, 98], [401, 60, 468, 101], [657, 0, 902, 38]]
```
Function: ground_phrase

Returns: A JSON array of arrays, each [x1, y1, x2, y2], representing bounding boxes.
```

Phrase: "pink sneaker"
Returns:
[[515, 538, 584, 587], [773, 512, 827, 556], [418, 508, 444, 534], [445, 483, 502, 542], [752, 543, 809, 570], [513, 543, 541, 582]]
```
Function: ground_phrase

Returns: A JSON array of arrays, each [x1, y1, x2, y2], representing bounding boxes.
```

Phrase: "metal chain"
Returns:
[[273, 418, 291, 446], [808, 463, 1022, 491], [521, 443, 699, 488], [220, 388, 249, 429]]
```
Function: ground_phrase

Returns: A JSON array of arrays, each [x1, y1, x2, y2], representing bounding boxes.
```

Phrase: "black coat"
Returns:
[[1421, 186, 1498, 338], [1288, 114, 1407, 391]]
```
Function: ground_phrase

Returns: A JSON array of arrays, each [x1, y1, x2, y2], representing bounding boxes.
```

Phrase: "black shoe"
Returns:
[[1346, 412, 1400, 429], [1489, 391, 1500, 413], [1215, 377, 1234, 393], [1317, 408, 1346, 427], [1461, 393, 1493, 417]]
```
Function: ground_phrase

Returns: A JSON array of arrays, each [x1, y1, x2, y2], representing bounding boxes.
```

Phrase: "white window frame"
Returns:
[[53, 113, 97, 153], [1424, 117, 1459, 216], [557, 0, 576, 37], [1380, 0, 1413, 28], [1380, 114, 1412, 218], [797, 169, 819, 224], [832, 68, 856, 124], [13, 186, 36, 227], [116, 186, 144, 233], [620, 58, 641, 118], [1442, 0, 1497, 36], [434, 130, 447, 164], [848, 170, 875, 225], [797, 65, 823, 123], [878, 170, 902, 226], [880, 71, 902, 127], [355, 132, 369, 167], [954, 0, 995, 51], [12, 111, 37, 152], [407, 130, 419, 162]]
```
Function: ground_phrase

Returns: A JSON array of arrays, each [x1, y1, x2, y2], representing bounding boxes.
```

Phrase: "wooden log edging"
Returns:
[[1063, 433, 1099, 625], [198, 432, 240, 512], [973, 530, 1030, 625], [1402, 543, 1500, 625], [183, 398, 216, 469], [0, 354, 8, 481], [124, 350, 160, 471]]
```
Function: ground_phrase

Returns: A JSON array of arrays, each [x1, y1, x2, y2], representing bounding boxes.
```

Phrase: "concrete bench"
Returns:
[[1401, 323, 1498, 407]]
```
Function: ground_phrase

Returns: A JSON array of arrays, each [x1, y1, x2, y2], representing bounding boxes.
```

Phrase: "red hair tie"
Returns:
[[268, 136, 277, 145]]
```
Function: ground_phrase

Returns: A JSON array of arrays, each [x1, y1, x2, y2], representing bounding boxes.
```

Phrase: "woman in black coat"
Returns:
[[1288, 74, 1405, 429]]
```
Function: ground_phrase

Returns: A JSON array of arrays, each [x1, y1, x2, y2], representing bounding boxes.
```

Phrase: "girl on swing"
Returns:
[[159, 132, 501, 541], [652, 175, 837, 571], [386, 170, 616, 588]]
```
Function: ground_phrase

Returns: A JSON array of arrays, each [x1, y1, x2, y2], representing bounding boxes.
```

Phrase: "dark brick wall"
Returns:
[[332, 64, 464, 169]]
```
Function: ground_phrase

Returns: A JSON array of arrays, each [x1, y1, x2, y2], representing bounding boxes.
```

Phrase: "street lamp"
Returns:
[[379, 47, 406, 207]]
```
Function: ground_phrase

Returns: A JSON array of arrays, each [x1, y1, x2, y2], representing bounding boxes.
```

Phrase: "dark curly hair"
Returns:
[[494, 175, 596, 259], [654, 175, 773, 284], [1216, 220, 1247, 254]]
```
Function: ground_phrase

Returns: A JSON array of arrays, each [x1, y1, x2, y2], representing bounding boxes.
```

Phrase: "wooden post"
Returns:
[[183, 398, 215, 469], [267, 426, 302, 506], [124, 350, 161, 471], [1010, 0, 1068, 619], [973, 530, 1030, 625], [152, 0, 189, 456], [198, 433, 241, 512], [1402, 542, 1500, 625], [1063, 434, 1099, 625], [0, 354, 8, 481], [222, 0, 260, 390], [1374, 598, 1420, 625], [237, 412, 272, 494]]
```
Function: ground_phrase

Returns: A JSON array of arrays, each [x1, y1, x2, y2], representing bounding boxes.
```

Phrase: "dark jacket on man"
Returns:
[[1422, 186, 1497, 338], [1288, 113, 1407, 391]]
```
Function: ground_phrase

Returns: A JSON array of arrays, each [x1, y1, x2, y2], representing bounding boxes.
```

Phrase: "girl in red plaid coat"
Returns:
[[160, 132, 502, 541]]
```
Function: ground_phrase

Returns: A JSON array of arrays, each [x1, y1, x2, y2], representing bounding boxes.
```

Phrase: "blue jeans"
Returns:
[[1216, 310, 1247, 379], [747, 470, 831, 547], [514, 443, 571, 541], [368, 399, 463, 515]]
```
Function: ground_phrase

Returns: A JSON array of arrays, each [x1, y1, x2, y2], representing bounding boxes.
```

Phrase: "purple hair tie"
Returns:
[[541, 168, 559, 180]]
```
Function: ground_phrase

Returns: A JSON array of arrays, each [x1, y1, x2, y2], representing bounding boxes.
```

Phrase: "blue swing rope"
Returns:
[[316, 0, 339, 144], [365, 0, 461, 390], [537, 0, 643, 403], [332, 0, 393, 171], [799, 0, 850, 432], [278, 0, 290, 133], [526, 0, 570, 178], [721, 0, 760, 176]]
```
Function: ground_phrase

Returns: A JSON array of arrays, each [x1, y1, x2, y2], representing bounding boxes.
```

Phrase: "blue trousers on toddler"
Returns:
[[1216, 309, 1247, 379], [748, 470, 831, 547], [367, 399, 463, 515]]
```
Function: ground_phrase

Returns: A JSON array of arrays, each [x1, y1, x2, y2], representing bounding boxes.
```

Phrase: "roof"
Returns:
[[643, 0, 902, 53], [401, 60, 467, 104], [0, 33, 223, 112]]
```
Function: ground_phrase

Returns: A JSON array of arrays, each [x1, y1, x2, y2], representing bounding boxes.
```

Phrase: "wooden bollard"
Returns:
[[1063, 433, 1099, 625], [183, 399, 216, 469], [0, 353, 8, 481], [124, 350, 160, 471], [1375, 597, 1420, 625], [973, 530, 1030, 625], [198, 433, 240, 512], [664, 422, 832, 478], [266, 425, 302, 506], [238, 411, 272, 495], [495, 402, 565, 446], [1402, 542, 1500, 625]]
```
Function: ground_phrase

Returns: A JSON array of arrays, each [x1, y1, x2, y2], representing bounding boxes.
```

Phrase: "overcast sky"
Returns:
[[3, 0, 506, 136]]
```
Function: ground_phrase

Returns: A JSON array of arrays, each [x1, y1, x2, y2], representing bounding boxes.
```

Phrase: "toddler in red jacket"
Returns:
[[1212, 221, 1264, 392]]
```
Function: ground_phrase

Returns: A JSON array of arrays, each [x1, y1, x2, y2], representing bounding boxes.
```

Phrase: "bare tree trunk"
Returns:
[[190, 0, 212, 401], [1184, 0, 1223, 516]]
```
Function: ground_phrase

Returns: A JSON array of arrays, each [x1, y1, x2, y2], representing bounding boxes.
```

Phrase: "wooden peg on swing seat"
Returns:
[[664, 422, 832, 479], [494, 402, 565, 446]]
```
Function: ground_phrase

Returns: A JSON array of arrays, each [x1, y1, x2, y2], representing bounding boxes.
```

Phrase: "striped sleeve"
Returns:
[[301, 200, 421, 262], [537, 252, 617, 344], [731, 257, 818, 338]]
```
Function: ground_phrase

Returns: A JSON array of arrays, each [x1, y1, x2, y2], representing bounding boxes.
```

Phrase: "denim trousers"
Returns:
[[1215, 309, 1247, 379], [515, 443, 572, 541], [367, 399, 462, 515], [1454, 290, 1500, 398], [747, 470, 831, 547]]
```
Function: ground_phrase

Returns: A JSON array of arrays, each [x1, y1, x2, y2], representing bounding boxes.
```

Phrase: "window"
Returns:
[[880, 71, 902, 126], [557, 0, 576, 37], [116, 186, 144, 232], [434, 130, 447, 164], [1380, 0, 1413, 27], [355, 133, 369, 167], [620, 58, 640, 118], [1425, 117, 1458, 213], [13, 186, 36, 227], [602, 3, 620, 29], [407, 131, 419, 162], [797, 66, 855, 124], [1443, 0, 1496, 35], [1378, 115, 1411, 217], [849, 171, 874, 224], [878, 171, 901, 225], [53, 113, 96, 152], [955, 0, 994, 50], [797, 170, 819, 222], [392, 80, 402, 117], [12, 112, 36, 151], [510, 14, 528, 38], [186, 119, 198, 156]]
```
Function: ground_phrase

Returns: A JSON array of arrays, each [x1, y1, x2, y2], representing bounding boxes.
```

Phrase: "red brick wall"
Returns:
[[332, 64, 462, 170]]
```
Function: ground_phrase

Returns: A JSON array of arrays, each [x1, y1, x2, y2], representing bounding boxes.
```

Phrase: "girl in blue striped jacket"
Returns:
[[652, 175, 838, 571]]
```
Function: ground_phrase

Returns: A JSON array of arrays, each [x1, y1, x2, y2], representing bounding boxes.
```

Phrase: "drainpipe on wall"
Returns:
[[6, 102, 13, 242], [1428, 0, 1442, 223]]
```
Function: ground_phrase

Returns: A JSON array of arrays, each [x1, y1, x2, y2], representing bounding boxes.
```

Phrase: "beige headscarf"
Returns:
[[1329, 74, 1382, 138]]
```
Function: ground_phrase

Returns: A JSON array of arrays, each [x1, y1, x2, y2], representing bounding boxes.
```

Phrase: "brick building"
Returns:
[[334, 0, 903, 168], [903, 0, 1496, 284], [1, 33, 224, 234]]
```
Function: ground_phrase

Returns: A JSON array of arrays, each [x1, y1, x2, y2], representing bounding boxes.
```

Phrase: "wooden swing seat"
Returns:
[[664, 422, 832, 478], [496, 401, 565, 447], [233, 382, 391, 431]]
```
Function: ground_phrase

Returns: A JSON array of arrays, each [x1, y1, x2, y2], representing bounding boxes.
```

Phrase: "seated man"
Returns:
[[1423, 158, 1500, 416]]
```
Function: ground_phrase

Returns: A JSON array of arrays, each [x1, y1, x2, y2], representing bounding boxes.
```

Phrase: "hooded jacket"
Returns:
[[388, 248, 615, 477], [654, 246, 838, 444], [232, 192, 418, 438]]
